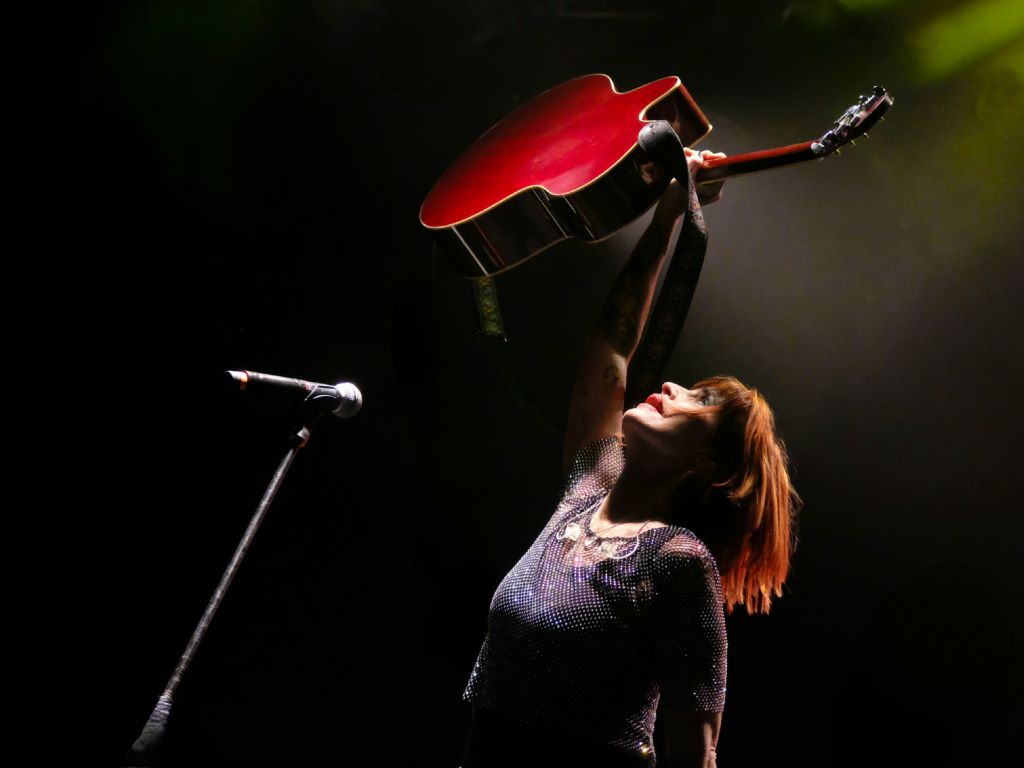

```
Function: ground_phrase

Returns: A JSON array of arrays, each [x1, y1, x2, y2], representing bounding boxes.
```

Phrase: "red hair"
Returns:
[[669, 375, 801, 615]]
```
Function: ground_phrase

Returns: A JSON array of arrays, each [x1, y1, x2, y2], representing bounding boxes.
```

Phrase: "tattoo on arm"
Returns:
[[601, 363, 622, 394]]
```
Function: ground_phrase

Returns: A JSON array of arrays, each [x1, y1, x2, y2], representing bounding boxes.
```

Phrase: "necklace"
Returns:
[[555, 497, 653, 560]]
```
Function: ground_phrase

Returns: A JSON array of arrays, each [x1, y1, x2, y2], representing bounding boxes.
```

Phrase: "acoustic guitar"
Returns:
[[420, 74, 892, 278]]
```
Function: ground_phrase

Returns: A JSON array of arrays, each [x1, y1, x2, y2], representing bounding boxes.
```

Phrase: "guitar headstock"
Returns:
[[811, 85, 893, 156]]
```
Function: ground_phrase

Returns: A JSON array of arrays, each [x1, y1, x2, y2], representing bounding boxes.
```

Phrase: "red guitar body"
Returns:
[[420, 75, 711, 277]]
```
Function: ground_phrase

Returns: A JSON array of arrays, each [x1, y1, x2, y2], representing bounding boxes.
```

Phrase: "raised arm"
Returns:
[[562, 148, 725, 472]]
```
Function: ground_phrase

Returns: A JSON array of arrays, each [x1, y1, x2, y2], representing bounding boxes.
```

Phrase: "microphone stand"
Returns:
[[123, 388, 343, 767]]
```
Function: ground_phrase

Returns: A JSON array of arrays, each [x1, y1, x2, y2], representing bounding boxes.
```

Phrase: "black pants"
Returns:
[[460, 706, 656, 768]]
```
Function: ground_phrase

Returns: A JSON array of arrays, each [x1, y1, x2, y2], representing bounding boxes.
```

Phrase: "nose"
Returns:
[[661, 382, 679, 399]]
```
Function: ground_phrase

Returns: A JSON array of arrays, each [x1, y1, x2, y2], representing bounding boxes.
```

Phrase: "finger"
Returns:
[[697, 190, 723, 205], [684, 150, 705, 177], [697, 179, 725, 205]]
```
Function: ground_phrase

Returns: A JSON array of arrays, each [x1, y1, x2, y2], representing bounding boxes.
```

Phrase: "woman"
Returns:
[[459, 149, 800, 768]]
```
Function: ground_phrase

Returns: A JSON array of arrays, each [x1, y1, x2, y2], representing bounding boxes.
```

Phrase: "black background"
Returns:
[[10, 2, 1023, 766]]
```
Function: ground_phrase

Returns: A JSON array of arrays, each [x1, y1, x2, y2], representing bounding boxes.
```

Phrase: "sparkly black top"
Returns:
[[463, 436, 727, 763]]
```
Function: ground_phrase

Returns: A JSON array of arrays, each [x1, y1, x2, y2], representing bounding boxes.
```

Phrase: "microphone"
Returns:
[[225, 370, 363, 418]]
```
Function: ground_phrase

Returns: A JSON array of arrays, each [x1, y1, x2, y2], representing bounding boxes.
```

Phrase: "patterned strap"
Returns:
[[625, 127, 709, 410], [472, 274, 507, 340]]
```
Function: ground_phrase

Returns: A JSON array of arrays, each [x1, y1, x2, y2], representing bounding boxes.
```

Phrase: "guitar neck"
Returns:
[[695, 140, 821, 185]]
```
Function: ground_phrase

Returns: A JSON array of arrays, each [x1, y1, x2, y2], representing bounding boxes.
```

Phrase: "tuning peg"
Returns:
[[835, 148, 842, 155], [863, 132, 870, 139], [850, 139, 856, 147]]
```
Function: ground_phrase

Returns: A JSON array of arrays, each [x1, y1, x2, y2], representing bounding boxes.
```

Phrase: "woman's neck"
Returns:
[[604, 459, 678, 525]]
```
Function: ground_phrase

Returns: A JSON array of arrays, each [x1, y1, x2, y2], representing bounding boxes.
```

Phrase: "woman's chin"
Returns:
[[624, 405, 659, 427], [619, 417, 647, 445]]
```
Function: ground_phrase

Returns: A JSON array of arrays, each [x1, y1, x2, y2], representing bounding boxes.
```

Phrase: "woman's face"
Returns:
[[621, 382, 720, 475]]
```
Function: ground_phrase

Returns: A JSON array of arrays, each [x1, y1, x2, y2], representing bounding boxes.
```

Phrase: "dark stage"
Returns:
[[9, 1, 1023, 766]]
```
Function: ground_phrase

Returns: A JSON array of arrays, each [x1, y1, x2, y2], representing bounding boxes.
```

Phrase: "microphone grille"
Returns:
[[332, 382, 363, 418]]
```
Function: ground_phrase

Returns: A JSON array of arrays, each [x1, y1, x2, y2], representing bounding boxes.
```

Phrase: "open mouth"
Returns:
[[644, 394, 663, 414]]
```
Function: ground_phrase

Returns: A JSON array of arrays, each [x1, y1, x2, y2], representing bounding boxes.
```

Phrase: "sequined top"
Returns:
[[463, 436, 727, 763]]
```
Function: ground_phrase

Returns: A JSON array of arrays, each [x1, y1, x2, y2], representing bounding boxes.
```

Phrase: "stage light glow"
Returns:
[[837, 0, 907, 10], [912, 0, 1024, 81]]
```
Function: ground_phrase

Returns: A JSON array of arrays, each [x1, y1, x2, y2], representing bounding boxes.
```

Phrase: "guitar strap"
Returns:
[[471, 274, 507, 341], [625, 121, 709, 410], [469, 270, 565, 435]]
